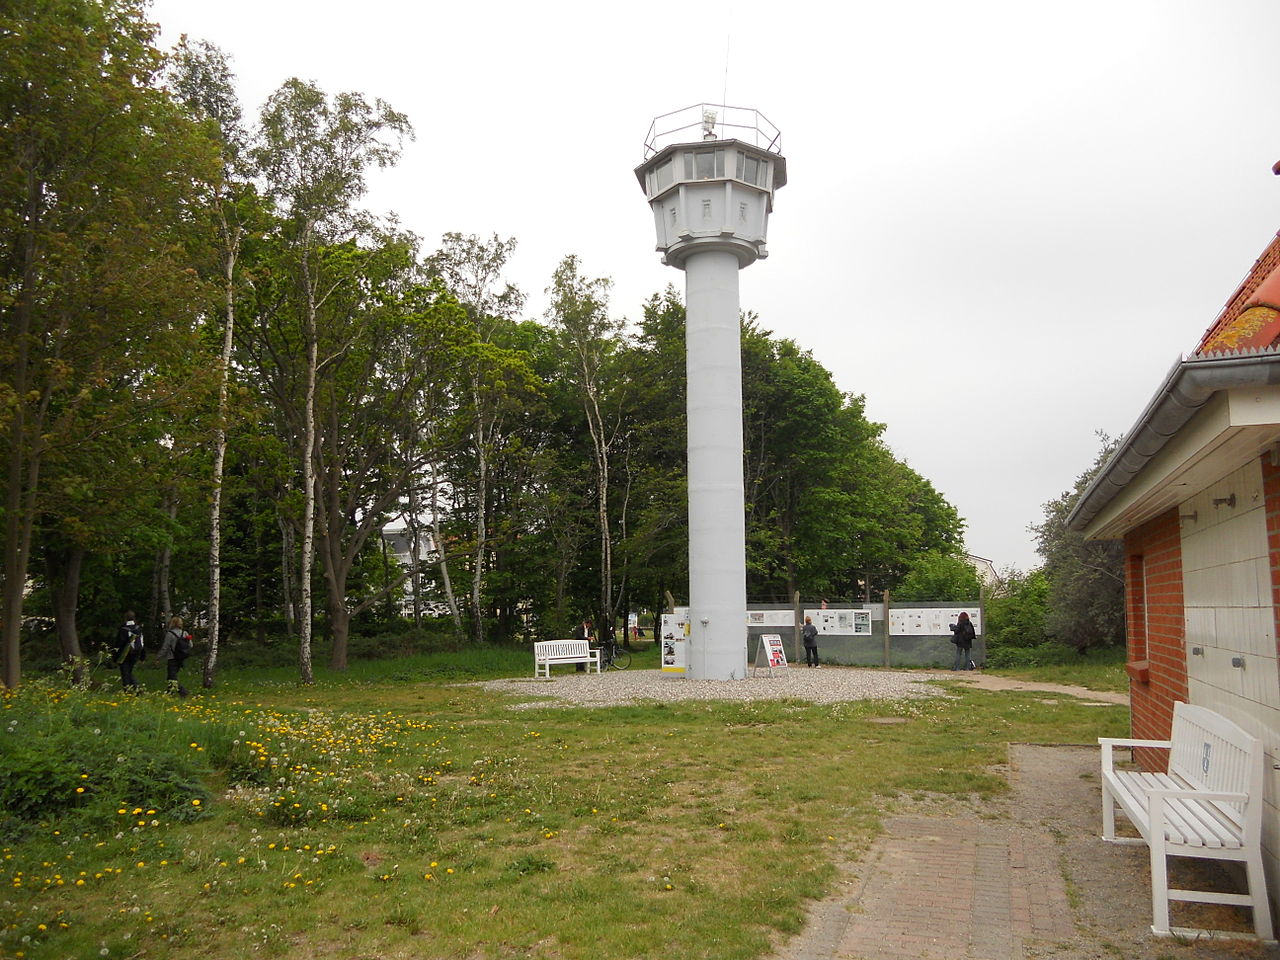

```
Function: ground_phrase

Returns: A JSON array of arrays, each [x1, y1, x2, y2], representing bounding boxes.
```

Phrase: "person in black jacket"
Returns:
[[572, 619, 592, 672], [949, 611, 975, 670], [802, 616, 820, 667], [158, 615, 191, 696], [113, 611, 145, 691]]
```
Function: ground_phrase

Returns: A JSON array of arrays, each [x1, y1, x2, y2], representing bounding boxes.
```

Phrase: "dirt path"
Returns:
[[951, 672, 1129, 705]]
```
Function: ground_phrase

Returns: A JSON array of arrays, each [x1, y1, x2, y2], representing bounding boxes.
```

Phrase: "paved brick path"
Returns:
[[786, 817, 1073, 960]]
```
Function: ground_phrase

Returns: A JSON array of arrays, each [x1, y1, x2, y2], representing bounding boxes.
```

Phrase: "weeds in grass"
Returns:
[[1, 662, 1127, 960], [985, 645, 1128, 692]]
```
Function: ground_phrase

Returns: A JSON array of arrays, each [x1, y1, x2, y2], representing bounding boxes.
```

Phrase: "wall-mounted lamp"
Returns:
[[1231, 656, 1246, 669], [1213, 494, 1237, 508]]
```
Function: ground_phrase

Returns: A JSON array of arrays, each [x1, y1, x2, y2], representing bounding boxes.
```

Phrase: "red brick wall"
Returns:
[[1261, 454, 1280, 668], [1122, 507, 1186, 770]]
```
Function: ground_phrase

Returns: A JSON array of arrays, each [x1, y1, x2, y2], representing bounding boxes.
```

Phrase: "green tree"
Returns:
[[544, 255, 626, 636], [251, 77, 411, 681], [1033, 434, 1126, 651], [167, 37, 257, 688], [984, 567, 1049, 650], [312, 240, 472, 668], [612, 289, 689, 627], [0, 0, 218, 686], [892, 551, 982, 602], [737, 318, 964, 601], [426, 233, 536, 643]]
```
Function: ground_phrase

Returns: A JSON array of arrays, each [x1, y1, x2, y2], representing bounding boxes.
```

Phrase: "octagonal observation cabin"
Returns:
[[635, 103, 787, 269]]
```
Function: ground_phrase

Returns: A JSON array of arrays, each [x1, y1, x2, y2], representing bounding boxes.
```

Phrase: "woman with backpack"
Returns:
[[949, 611, 976, 670], [158, 614, 192, 696], [113, 610, 145, 691]]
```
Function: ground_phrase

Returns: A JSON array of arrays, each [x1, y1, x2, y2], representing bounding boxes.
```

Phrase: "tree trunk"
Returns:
[[429, 462, 465, 642], [469, 394, 488, 645], [298, 244, 317, 684], [328, 591, 351, 671], [2, 165, 44, 689], [204, 228, 238, 689], [1, 436, 38, 689], [49, 544, 86, 682], [253, 492, 266, 643], [405, 484, 424, 628], [155, 493, 178, 626], [279, 514, 296, 640]]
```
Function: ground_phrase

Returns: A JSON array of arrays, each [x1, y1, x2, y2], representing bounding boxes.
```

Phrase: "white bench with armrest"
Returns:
[[533, 639, 600, 678], [1099, 700, 1273, 941]]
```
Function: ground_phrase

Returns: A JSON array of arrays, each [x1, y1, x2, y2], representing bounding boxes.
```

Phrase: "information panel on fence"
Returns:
[[747, 609, 795, 627], [804, 609, 873, 636], [889, 608, 983, 636]]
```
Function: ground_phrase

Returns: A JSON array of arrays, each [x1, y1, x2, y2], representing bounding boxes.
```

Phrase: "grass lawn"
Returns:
[[1, 649, 1128, 960], [984, 645, 1129, 693]]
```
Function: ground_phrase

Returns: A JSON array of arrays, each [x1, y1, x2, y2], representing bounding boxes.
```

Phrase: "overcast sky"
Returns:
[[148, 0, 1280, 572]]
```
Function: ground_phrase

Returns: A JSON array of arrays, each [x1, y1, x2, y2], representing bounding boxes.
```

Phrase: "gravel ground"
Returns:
[[470, 665, 949, 708]]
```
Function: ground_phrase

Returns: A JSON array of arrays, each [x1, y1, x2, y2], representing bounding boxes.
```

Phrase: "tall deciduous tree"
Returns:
[[311, 238, 472, 668], [0, 0, 217, 686], [168, 38, 254, 688], [545, 255, 626, 636], [426, 233, 529, 643], [1033, 433, 1126, 650], [252, 78, 410, 682]]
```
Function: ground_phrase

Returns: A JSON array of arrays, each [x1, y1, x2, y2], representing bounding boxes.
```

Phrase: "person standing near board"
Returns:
[[802, 616, 820, 667]]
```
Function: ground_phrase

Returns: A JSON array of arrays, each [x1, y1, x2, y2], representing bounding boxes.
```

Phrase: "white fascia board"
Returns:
[[1083, 390, 1280, 540]]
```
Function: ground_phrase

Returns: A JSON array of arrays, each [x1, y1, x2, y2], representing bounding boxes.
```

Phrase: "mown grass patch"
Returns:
[[2, 663, 1126, 960]]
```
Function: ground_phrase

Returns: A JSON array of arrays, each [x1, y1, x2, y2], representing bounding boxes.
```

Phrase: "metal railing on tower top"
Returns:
[[642, 103, 782, 159]]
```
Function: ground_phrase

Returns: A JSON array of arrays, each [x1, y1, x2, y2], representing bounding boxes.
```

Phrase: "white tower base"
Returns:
[[684, 251, 748, 680]]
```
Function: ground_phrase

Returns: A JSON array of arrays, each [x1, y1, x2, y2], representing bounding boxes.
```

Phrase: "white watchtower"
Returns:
[[634, 104, 787, 681]]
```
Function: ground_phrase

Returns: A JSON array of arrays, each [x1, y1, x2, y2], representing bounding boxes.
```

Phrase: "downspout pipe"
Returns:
[[1068, 348, 1280, 533]]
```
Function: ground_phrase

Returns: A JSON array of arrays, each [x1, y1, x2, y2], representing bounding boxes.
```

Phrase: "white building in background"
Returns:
[[965, 554, 1001, 591], [379, 520, 448, 617]]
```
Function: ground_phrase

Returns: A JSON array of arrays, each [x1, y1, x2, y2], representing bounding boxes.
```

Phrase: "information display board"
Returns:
[[751, 633, 788, 676], [659, 612, 689, 673], [803, 609, 873, 636], [888, 608, 983, 636], [747, 609, 795, 627]]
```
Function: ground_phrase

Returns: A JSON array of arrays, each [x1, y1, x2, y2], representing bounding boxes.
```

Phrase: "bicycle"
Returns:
[[598, 639, 631, 670]]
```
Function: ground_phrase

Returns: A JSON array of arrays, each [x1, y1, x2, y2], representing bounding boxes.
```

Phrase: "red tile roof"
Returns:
[[1195, 232, 1280, 355]]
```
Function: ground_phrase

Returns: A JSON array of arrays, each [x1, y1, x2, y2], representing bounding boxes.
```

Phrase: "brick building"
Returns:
[[1068, 230, 1280, 921]]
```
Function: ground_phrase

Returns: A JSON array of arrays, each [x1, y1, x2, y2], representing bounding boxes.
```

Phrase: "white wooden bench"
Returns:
[[1099, 701, 1274, 941], [533, 639, 600, 678]]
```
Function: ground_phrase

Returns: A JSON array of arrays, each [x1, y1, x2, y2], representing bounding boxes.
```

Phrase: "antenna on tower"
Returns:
[[722, 34, 731, 109]]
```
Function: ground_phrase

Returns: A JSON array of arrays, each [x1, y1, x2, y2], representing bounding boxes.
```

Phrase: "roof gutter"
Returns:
[[1067, 348, 1280, 533]]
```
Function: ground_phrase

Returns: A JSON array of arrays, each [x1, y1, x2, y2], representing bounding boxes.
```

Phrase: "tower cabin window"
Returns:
[[736, 151, 765, 186], [683, 149, 725, 180], [651, 158, 673, 193]]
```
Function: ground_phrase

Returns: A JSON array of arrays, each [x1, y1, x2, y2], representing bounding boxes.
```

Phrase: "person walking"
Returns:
[[573, 619, 592, 672], [113, 611, 145, 691], [949, 611, 976, 670], [802, 615, 820, 667], [158, 615, 192, 696]]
